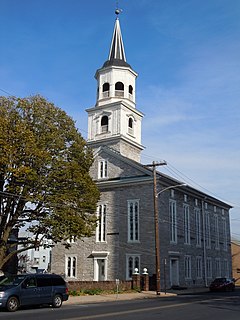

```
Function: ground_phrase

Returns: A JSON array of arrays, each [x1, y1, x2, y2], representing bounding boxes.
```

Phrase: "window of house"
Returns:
[[101, 115, 109, 133], [66, 256, 77, 278], [128, 200, 139, 242], [184, 204, 190, 245], [126, 255, 140, 280], [196, 256, 202, 279], [169, 200, 177, 243], [184, 255, 191, 279], [42, 256, 46, 263], [98, 160, 108, 179], [206, 257, 212, 278], [214, 214, 220, 250], [184, 194, 188, 202], [205, 212, 211, 249], [96, 204, 107, 242]]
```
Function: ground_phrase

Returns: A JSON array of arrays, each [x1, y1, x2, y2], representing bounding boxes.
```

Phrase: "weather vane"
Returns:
[[115, 1, 123, 16]]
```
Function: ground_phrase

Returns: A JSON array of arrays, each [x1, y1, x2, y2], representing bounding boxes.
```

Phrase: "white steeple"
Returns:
[[86, 12, 144, 162]]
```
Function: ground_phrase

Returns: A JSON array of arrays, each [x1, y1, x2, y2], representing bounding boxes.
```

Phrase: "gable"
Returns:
[[89, 146, 151, 182]]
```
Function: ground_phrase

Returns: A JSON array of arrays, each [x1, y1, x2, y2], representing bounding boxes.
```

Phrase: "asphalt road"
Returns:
[[1, 290, 240, 320]]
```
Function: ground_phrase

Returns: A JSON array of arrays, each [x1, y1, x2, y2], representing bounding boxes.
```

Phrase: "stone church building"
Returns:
[[51, 14, 232, 290]]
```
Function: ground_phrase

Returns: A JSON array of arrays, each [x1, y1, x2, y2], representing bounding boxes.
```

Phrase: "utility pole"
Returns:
[[144, 161, 167, 295]]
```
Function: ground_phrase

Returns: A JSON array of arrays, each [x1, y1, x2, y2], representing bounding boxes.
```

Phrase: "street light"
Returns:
[[153, 178, 187, 295]]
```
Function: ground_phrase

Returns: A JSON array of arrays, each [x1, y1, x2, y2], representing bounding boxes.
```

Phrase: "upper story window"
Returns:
[[96, 204, 107, 242], [115, 81, 124, 97], [205, 212, 211, 249], [214, 214, 220, 250], [128, 200, 139, 242], [98, 160, 108, 179], [102, 82, 110, 98], [169, 200, 177, 243], [128, 117, 134, 135], [128, 85, 133, 99], [195, 208, 201, 247], [101, 116, 109, 133], [184, 204, 190, 245]]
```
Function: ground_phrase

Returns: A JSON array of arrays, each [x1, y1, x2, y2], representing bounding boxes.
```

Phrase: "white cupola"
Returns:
[[86, 12, 144, 162]]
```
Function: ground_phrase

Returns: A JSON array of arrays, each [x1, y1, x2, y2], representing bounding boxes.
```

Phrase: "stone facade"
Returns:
[[51, 146, 232, 289]]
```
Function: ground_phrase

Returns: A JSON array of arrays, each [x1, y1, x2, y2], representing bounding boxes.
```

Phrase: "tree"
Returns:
[[0, 95, 100, 271]]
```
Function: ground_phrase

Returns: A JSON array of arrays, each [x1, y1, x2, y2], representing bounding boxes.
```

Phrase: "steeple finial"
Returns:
[[115, 2, 122, 18]]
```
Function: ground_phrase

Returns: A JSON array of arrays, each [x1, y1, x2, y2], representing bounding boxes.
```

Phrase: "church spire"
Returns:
[[102, 11, 131, 68]]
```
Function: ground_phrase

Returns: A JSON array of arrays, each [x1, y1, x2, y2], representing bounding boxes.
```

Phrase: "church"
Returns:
[[51, 12, 232, 290]]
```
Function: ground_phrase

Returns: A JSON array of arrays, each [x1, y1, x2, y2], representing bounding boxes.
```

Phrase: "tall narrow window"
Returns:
[[196, 256, 202, 279], [98, 160, 108, 179], [128, 200, 139, 242], [184, 255, 191, 279], [195, 208, 201, 247], [214, 214, 219, 250], [222, 217, 227, 251], [223, 259, 229, 277], [205, 212, 211, 249], [215, 258, 221, 277], [169, 200, 177, 243], [206, 257, 212, 278], [184, 204, 190, 244], [96, 204, 107, 242], [66, 256, 77, 278], [101, 116, 109, 133], [128, 117, 134, 135], [126, 255, 140, 279]]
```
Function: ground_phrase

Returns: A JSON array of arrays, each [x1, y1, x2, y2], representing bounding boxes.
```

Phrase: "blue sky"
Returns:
[[1, 0, 240, 238]]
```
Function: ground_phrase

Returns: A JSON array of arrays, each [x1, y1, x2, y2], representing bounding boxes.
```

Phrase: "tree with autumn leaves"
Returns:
[[0, 95, 99, 272]]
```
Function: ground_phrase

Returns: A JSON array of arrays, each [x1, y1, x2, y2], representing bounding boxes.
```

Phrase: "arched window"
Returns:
[[102, 83, 110, 98], [128, 117, 134, 135], [129, 85, 133, 94], [101, 116, 108, 133], [115, 82, 124, 97]]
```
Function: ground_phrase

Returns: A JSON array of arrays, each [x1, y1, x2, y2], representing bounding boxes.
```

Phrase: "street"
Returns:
[[0, 290, 240, 320]]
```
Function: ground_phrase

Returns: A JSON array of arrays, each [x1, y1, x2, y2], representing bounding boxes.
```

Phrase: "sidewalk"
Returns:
[[64, 287, 209, 305]]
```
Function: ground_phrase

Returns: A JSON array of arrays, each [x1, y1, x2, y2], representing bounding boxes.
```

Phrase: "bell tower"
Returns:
[[86, 10, 144, 162]]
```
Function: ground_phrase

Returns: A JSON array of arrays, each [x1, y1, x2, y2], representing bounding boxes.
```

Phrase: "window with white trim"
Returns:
[[184, 204, 190, 244], [128, 200, 139, 242], [195, 208, 201, 247], [205, 212, 211, 249], [222, 217, 227, 251], [215, 258, 221, 277], [169, 200, 177, 243], [223, 259, 229, 277], [96, 204, 107, 242], [98, 160, 108, 179], [184, 255, 191, 279], [206, 257, 212, 278], [196, 256, 202, 279], [214, 214, 219, 250], [126, 254, 140, 280], [66, 256, 77, 278]]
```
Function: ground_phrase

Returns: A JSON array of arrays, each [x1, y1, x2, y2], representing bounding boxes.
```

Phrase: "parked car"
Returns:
[[209, 277, 235, 292], [0, 273, 69, 312]]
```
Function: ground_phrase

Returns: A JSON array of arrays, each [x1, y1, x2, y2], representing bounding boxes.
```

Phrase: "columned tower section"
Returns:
[[86, 15, 144, 162]]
